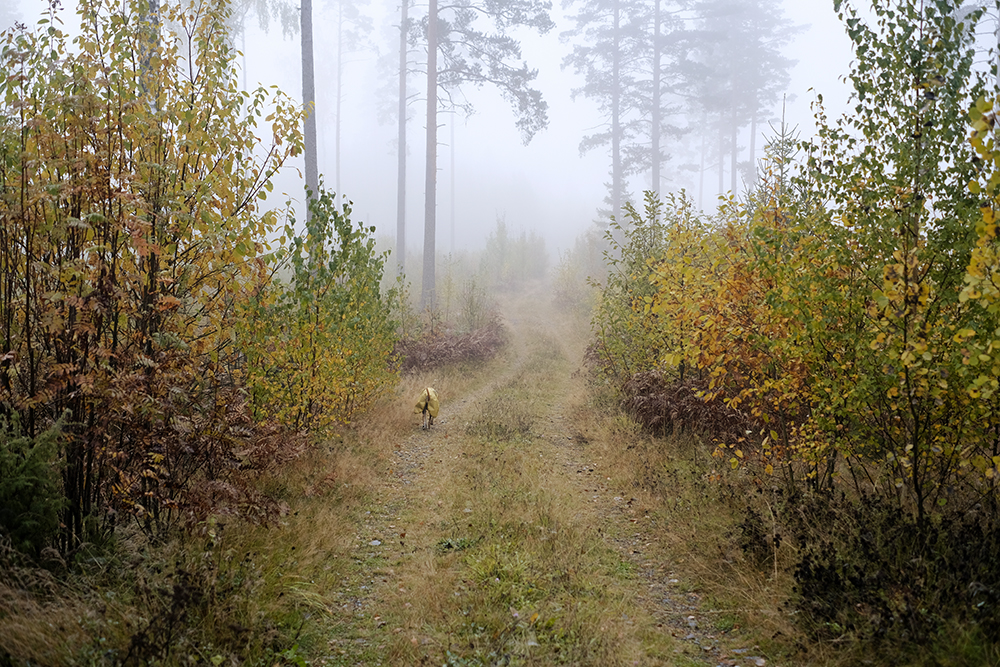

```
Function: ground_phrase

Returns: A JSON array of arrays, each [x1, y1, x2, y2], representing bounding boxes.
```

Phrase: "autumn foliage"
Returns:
[[0, 0, 396, 554], [590, 0, 1000, 649], [240, 188, 399, 429]]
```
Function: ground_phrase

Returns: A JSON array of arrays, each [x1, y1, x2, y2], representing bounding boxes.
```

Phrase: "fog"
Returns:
[[4, 0, 857, 255]]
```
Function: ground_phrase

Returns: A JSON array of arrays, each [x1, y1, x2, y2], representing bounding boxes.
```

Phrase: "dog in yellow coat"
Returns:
[[414, 387, 439, 430]]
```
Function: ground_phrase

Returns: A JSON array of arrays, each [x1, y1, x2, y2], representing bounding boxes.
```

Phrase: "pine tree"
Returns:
[[397, 0, 410, 274], [683, 0, 797, 197], [563, 0, 647, 223], [413, 0, 553, 307], [373, 0, 418, 276], [329, 0, 373, 195], [563, 0, 689, 219]]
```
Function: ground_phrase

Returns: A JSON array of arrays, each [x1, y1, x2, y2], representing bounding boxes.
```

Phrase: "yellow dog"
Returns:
[[414, 387, 439, 430]]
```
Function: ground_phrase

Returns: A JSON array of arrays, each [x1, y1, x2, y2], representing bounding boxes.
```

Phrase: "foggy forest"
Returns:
[[5, 0, 1000, 665]]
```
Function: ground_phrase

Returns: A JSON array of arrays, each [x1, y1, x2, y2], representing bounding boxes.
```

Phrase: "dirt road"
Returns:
[[320, 286, 754, 666]]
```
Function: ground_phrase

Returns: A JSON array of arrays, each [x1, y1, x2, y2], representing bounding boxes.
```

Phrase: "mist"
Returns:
[[4, 0, 857, 256]]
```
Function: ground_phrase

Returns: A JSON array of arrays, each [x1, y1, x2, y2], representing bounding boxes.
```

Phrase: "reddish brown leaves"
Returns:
[[394, 317, 507, 373], [620, 371, 755, 444]]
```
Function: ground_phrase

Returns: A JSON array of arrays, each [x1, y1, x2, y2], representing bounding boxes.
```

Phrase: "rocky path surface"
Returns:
[[322, 287, 764, 666]]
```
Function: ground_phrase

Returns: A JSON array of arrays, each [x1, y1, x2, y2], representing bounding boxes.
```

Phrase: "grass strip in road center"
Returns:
[[371, 336, 680, 666]]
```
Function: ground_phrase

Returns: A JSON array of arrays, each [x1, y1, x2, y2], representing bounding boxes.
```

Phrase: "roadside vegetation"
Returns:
[[566, 1, 1000, 664], [0, 1, 518, 663]]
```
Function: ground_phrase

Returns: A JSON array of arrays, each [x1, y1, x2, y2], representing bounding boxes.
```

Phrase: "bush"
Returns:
[[583, 2, 1000, 658], [787, 492, 1000, 646], [0, 415, 65, 557], [0, 0, 303, 546], [551, 227, 605, 315], [480, 217, 548, 291], [394, 317, 507, 373], [241, 188, 399, 429], [620, 371, 754, 442]]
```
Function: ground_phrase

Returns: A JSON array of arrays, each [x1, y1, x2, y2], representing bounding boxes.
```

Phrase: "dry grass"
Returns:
[[0, 418, 393, 665], [350, 309, 681, 666], [0, 578, 96, 665], [571, 388, 849, 666], [379, 448, 661, 664]]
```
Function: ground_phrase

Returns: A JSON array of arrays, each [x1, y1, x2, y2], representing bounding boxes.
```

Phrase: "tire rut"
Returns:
[[324, 285, 762, 666], [323, 309, 543, 664]]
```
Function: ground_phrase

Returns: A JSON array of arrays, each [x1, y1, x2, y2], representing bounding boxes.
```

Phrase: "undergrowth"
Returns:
[[394, 317, 507, 373], [588, 374, 1000, 666], [0, 423, 385, 665]]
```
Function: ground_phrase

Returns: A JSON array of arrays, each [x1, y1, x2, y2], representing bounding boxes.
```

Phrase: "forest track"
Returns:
[[321, 283, 755, 666]]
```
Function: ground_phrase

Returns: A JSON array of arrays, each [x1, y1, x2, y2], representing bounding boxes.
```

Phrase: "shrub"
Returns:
[[789, 492, 1000, 646], [394, 317, 507, 373], [0, 0, 303, 546], [480, 217, 548, 291], [0, 415, 65, 557], [586, 1, 1000, 656], [241, 188, 398, 429]]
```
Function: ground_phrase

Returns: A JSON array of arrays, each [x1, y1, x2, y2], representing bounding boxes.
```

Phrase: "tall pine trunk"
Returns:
[[396, 0, 408, 275], [422, 0, 438, 308], [650, 0, 660, 195], [698, 123, 706, 210], [450, 118, 456, 254], [717, 117, 724, 196], [611, 0, 621, 221], [335, 0, 344, 195], [730, 106, 738, 194], [301, 0, 318, 218]]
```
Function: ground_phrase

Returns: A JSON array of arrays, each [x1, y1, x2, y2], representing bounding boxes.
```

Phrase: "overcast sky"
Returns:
[[255, 0, 858, 255], [5, 0, 858, 255]]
